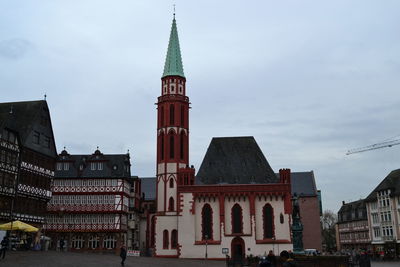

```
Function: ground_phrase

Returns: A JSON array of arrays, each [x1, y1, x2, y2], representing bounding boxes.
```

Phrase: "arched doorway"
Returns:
[[231, 237, 245, 264]]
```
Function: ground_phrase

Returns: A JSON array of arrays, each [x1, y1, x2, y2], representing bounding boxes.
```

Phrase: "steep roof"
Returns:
[[55, 149, 131, 178], [337, 199, 367, 222], [365, 169, 400, 201], [196, 136, 278, 184], [141, 177, 157, 200], [289, 171, 318, 197], [0, 100, 57, 158], [162, 17, 185, 78]]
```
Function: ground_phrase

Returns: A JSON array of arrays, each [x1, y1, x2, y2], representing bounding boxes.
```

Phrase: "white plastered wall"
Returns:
[[224, 197, 251, 235], [255, 196, 291, 241], [194, 197, 220, 241], [155, 215, 178, 256]]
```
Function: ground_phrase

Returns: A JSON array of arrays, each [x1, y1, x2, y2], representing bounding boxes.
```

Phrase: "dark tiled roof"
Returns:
[[289, 171, 317, 197], [55, 149, 131, 178], [196, 137, 278, 184], [337, 199, 367, 222], [140, 177, 156, 200], [0, 100, 57, 158], [365, 169, 400, 202]]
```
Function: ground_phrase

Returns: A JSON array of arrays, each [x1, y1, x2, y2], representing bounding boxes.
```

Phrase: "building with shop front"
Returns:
[[0, 100, 57, 227], [336, 199, 370, 251], [365, 169, 400, 258], [45, 149, 141, 252]]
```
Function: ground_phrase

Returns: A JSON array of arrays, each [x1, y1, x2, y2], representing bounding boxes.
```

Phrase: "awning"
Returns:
[[0, 220, 39, 232]]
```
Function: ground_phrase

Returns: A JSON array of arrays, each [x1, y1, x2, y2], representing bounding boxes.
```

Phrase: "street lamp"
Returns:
[[205, 234, 208, 260]]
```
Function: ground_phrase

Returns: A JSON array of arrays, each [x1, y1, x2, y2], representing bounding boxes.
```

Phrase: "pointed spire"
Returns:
[[162, 16, 185, 78]]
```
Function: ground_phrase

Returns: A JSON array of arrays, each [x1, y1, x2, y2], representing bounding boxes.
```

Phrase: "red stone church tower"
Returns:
[[154, 15, 195, 256]]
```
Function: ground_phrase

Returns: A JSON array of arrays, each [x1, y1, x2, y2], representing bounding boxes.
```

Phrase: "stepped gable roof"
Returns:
[[0, 100, 57, 158], [289, 171, 318, 197], [337, 199, 367, 222], [55, 149, 131, 179], [365, 169, 400, 201], [162, 16, 185, 78], [140, 177, 157, 200], [196, 136, 278, 185]]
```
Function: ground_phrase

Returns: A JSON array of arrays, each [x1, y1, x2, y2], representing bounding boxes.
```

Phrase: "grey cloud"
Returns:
[[0, 38, 33, 59]]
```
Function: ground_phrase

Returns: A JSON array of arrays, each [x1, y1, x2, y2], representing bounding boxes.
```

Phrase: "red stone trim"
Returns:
[[154, 255, 179, 258], [194, 240, 221, 245], [256, 239, 291, 244]]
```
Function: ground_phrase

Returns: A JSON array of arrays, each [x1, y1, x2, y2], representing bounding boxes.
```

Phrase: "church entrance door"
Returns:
[[231, 237, 245, 265]]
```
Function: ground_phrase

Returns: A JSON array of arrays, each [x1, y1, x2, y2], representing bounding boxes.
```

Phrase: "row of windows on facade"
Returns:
[[162, 229, 178, 249], [53, 179, 120, 187], [159, 104, 185, 127], [0, 129, 18, 145], [47, 214, 123, 224], [0, 149, 19, 166], [159, 132, 186, 160], [33, 131, 51, 148], [373, 226, 394, 238], [163, 84, 184, 94], [338, 220, 368, 230], [49, 194, 117, 205], [371, 211, 393, 224], [66, 235, 117, 250], [57, 162, 104, 171], [339, 232, 369, 240]]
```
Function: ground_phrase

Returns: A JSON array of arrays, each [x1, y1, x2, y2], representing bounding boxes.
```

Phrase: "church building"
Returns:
[[149, 16, 294, 260]]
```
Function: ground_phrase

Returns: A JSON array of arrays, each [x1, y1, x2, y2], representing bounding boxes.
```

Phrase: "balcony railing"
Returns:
[[47, 204, 128, 213]]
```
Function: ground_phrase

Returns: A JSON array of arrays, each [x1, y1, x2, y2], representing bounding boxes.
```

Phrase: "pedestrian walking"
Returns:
[[59, 238, 65, 251], [120, 245, 127, 266], [0, 236, 9, 259], [267, 250, 277, 267], [280, 250, 298, 267]]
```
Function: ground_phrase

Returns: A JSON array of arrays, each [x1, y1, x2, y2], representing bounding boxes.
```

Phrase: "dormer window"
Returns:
[[98, 162, 103, 170], [91, 162, 96, 170], [64, 162, 69, 171], [56, 163, 62, 171], [33, 131, 40, 144]]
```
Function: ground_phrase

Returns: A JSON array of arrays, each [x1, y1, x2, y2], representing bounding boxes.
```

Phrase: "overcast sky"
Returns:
[[1, 0, 399, 212]]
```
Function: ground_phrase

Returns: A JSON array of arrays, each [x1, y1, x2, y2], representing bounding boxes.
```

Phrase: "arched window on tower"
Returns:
[[202, 204, 213, 240], [163, 230, 169, 249], [160, 133, 165, 160], [263, 204, 274, 239], [180, 132, 184, 160], [170, 104, 175, 125], [180, 105, 184, 126], [171, 229, 178, 249], [160, 106, 164, 126], [169, 178, 174, 188], [169, 135, 175, 159], [168, 197, 174, 211], [232, 204, 243, 234]]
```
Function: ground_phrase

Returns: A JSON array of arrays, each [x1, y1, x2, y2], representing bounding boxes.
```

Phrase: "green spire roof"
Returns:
[[162, 17, 185, 78]]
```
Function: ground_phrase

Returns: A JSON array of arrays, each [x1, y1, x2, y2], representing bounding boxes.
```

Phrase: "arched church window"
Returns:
[[170, 104, 175, 125], [169, 135, 174, 159], [180, 105, 184, 126], [160, 133, 165, 160], [232, 204, 243, 234], [280, 213, 284, 224], [161, 106, 165, 126], [263, 204, 274, 239], [169, 178, 174, 188], [171, 229, 178, 248], [180, 132, 184, 160], [202, 204, 213, 240], [168, 197, 174, 211], [163, 230, 169, 249]]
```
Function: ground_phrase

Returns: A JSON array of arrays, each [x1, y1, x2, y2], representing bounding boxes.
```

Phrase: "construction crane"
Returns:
[[346, 137, 400, 155]]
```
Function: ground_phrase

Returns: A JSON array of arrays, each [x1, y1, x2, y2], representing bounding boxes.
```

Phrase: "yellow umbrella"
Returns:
[[0, 220, 39, 232]]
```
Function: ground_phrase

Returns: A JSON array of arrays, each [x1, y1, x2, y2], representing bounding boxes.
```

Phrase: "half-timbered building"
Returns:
[[45, 149, 140, 252], [0, 100, 57, 227]]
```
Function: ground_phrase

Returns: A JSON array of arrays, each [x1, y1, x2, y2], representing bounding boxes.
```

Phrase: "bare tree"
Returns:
[[321, 210, 337, 252]]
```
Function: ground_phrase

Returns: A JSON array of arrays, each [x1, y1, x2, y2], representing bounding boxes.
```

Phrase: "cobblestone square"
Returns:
[[1, 251, 225, 267]]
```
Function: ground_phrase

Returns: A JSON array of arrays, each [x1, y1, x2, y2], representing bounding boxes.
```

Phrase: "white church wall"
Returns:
[[224, 197, 251, 235], [254, 197, 291, 241], [194, 197, 220, 241], [155, 215, 178, 256]]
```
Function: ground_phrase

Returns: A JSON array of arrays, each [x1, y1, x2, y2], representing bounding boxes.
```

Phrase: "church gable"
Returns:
[[196, 136, 278, 185]]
